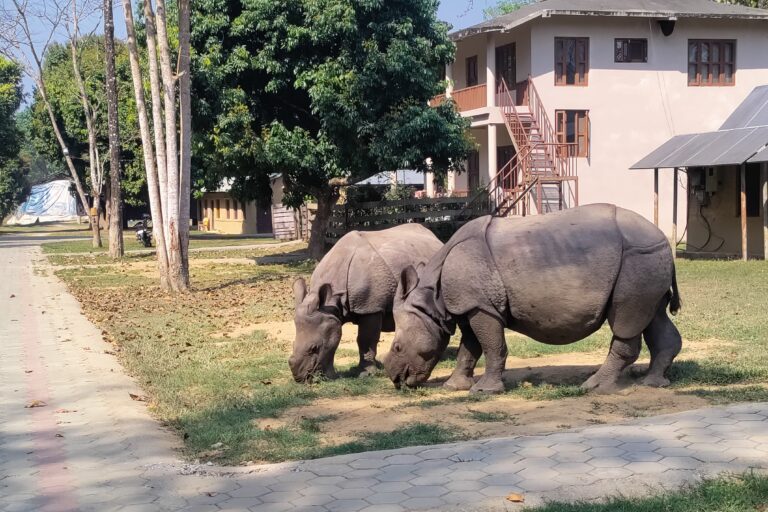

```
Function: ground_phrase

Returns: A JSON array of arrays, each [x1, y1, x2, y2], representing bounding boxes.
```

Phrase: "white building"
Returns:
[[431, 0, 768, 257]]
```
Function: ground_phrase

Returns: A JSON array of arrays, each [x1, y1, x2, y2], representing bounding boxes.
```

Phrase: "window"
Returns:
[[467, 151, 480, 191], [555, 37, 589, 86], [556, 110, 590, 158], [615, 39, 647, 63], [466, 55, 478, 87], [688, 40, 735, 86]]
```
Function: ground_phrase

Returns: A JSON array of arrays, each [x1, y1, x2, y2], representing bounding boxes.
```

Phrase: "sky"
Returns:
[[19, 0, 493, 98]]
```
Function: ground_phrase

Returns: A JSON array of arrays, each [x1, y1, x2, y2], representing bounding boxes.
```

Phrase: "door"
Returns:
[[467, 150, 480, 191], [256, 201, 273, 234], [498, 145, 517, 190], [496, 43, 516, 90]]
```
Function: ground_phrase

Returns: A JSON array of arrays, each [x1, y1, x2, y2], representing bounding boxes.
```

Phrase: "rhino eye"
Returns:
[[308, 345, 319, 354]]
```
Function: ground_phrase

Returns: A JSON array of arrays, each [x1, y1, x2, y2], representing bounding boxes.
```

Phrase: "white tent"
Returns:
[[6, 180, 80, 225]]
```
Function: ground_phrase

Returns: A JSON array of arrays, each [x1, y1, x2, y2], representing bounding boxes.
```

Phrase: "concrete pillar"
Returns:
[[762, 162, 768, 260], [488, 124, 497, 182], [653, 168, 659, 227], [741, 163, 748, 261], [486, 33, 497, 107], [446, 62, 454, 98], [672, 168, 678, 258], [425, 171, 436, 197]]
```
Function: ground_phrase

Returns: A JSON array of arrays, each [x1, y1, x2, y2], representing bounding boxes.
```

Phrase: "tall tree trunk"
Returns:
[[308, 189, 339, 260], [122, 0, 171, 290], [69, 3, 103, 248], [154, 0, 186, 292], [178, 0, 192, 284], [104, 0, 124, 258]]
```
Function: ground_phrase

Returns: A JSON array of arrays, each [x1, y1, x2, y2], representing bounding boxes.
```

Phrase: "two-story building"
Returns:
[[433, 0, 768, 258]]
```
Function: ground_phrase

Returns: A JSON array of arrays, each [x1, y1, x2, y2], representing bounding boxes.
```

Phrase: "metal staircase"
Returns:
[[459, 77, 578, 220]]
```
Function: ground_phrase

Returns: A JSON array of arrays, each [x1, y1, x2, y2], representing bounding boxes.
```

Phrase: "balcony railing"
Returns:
[[430, 84, 487, 112]]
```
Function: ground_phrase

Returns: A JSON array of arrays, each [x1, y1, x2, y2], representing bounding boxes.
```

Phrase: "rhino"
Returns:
[[290, 223, 443, 382], [383, 204, 682, 394]]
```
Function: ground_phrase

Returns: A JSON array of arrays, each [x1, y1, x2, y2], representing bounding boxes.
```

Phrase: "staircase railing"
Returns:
[[497, 79, 528, 152]]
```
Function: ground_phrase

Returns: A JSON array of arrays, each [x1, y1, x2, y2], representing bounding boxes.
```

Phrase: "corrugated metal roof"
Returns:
[[720, 85, 768, 130], [452, 0, 768, 40], [632, 127, 768, 169], [748, 144, 768, 164]]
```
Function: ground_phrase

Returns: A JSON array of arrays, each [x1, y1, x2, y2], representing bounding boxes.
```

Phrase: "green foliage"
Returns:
[[28, 37, 146, 205], [0, 57, 28, 220], [192, 0, 473, 207], [484, 0, 537, 19], [718, 0, 768, 8]]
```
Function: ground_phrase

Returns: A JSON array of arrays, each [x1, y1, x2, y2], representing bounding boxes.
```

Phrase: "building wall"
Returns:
[[526, 16, 768, 238], [687, 165, 767, 257], [452, 25, 533, 91]]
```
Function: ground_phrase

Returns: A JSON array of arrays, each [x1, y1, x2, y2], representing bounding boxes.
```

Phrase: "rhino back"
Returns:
[[348, 224, 443, 315], [443, 205, 625, 343]]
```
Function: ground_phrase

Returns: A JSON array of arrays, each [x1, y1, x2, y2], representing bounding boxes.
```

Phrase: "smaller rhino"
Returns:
[[290, 224, 443, 382]]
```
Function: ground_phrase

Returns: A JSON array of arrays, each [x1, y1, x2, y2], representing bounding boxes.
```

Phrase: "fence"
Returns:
[[325, 196, 487, 245]]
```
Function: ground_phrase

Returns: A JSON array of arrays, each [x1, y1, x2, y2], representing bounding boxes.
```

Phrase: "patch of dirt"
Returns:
[[256, 350, 709, 445]]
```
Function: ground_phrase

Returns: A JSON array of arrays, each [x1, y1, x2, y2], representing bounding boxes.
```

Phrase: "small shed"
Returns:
[[633, 86, 768, 260]]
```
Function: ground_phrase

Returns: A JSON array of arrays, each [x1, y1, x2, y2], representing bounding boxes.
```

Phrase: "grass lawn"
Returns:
[[527, 473, 768, 512], [41, 232, 281, 254], [0, 221, 90, 235], [47, 245, 768, 465]]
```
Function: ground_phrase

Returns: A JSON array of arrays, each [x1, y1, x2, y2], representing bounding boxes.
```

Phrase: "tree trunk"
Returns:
[[104, 0, 124, 258], [178, 0, 192, 284], [122, 0, 171, 290], [90, 197, 102, 247], [308, 190, 338, 260]]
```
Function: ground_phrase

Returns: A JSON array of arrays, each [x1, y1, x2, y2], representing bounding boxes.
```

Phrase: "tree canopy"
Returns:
[[192, 0, 474, 256], [483, 0, 536, 19], [28, 36, 146, 206], [0, 57, 28, 220]]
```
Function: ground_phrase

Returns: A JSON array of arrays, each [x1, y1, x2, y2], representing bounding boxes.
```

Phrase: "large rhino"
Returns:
[[290, 224, 443, 382], [384, 204, 682, 394]]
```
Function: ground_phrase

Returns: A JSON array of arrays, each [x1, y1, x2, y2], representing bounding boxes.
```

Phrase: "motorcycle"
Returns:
[[135, 214, 153, 248]]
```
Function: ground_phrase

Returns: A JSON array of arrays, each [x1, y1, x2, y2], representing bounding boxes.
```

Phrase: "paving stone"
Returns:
[[518, 478, 562, 492], [660, 456, 701, 470], [587, 457, 629, 468], [364, 492, 409, 505], [444, 479, 486, 492], [359, 505, 404, 512], [370, 482, 411, 493], [325, 499, 371, 512], [401, 497, 445, 509], [383, 454, 422, 465]]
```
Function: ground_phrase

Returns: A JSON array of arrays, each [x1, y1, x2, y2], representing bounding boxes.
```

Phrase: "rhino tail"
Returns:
[[669, 265, 681, 316]]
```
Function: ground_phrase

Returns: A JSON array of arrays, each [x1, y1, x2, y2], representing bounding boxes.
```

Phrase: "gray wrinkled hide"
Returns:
[[394, 204, 681, 393], [312, 224, 443, 319], [290, 223, 443, 381]]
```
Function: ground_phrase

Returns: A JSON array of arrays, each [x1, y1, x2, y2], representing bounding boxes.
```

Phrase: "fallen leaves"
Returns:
[[129, 393, 149, 402], [25, 400, 47, 408], [506, 493, 525, 503]]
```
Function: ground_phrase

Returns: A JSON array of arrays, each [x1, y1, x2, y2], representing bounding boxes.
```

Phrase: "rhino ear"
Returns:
[[400, 266, 419, 299], [293, 278, 308, 308], [318, 283, 342, 314], [415, 262, 426, 275]]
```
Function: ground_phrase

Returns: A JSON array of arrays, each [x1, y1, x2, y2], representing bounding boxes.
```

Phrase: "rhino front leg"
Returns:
[[356, 314, 382, 377], [582, 335, 641, 394], [444, 322, 482, 391], [467, 310, 507, 395], [642, 302, 682, 388]]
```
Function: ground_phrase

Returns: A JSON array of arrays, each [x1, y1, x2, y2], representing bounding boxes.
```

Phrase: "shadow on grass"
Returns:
[[668, 360, 765, 387], [681, 385, 768, 405], [527, 473, 768, 512]]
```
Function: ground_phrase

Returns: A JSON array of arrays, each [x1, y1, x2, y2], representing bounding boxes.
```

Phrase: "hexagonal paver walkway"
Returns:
[[1, 244, 767, 512]]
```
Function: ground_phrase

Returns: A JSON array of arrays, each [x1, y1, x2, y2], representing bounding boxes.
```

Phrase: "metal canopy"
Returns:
[[632, 86, 768, 170], [748, 144, 768, 163], [631, 127, 768, 169]]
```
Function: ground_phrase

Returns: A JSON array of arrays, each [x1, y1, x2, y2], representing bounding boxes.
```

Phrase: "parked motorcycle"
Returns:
[[135, 214, 153, 248]]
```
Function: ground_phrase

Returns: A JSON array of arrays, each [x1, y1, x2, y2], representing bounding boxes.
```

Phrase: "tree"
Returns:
[[718, 0, 768, 7], [0, 57, 28, 221], [0, 0, 92, 232], [483, 0, 537, 19], [122, 0, 192, 292], [192, 0, 473, 259], [104, 0, 124, 258]]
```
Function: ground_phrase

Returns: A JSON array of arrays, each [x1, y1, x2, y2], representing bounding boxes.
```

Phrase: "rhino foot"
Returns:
[[641, 374, 670, 388], [581, 373, 622, 395], [444, 374, 474, 391], [469, 377, 505, 395]]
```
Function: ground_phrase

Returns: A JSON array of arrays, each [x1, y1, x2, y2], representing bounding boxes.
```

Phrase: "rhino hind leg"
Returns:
[[641, 300, 682, 388], [582, 334, 641, 394], [467, 310, 507, 395], [444, 322, 482, 391], [356, 314, 382, 377]]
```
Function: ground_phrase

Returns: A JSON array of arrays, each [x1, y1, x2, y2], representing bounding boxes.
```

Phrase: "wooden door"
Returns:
[[496, 43, 516, 90], [467, 151, 480, 191], [256, 201, 273, 234], [498, 145, 517, 190]]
